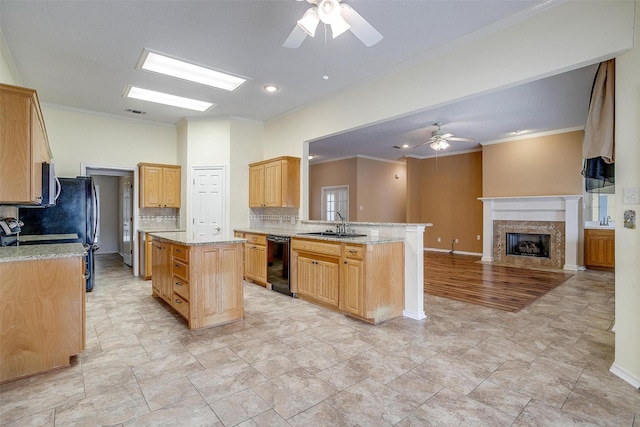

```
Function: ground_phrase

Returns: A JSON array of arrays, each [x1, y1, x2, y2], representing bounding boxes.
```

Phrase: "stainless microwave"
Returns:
[[19, 163, 60, 208]]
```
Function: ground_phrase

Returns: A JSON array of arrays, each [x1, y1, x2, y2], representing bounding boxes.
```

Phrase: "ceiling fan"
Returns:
[[407, 122, 475, 151], [283, 0, 383, 48]]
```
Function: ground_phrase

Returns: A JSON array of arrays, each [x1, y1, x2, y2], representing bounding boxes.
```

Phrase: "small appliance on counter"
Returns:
[[0, 217, 23, 246]]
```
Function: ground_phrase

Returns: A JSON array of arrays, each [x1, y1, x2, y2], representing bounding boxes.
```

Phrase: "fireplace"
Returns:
[[506, 232, 550, 258], [479, 196, 583, 271]]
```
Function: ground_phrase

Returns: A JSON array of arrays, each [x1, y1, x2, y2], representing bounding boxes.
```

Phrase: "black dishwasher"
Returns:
[[266, 235, 293, 297]]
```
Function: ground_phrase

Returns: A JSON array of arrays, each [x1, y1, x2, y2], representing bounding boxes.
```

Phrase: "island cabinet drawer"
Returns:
[[173, 276, 190, 300], [245, 233, 266, 245], [171, 293, 190, 319], [173, 244, 189, 263], [344, 245, 364, 259], [292, 238, 342, 257], [172, 260, 189, 282]]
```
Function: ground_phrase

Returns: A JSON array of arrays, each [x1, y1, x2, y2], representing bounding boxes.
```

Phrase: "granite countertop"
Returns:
[[18, 233, 79, 242], [234, 227, 404, 244], [138, 227, 185, 233], [0, 243, 87, 263], [150, 231, 246, 246]]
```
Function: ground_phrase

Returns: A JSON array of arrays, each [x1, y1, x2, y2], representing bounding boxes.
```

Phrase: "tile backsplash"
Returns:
[[138, 207, 180, 230]]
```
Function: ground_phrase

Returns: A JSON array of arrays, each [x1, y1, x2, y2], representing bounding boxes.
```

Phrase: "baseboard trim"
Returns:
[[403, 310, 427, 321], [424, 248, 482, 256], [610, 363, 640, 389]]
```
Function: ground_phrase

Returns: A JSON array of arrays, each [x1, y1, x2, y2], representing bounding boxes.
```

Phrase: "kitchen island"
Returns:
[[149, 232, 246, 330], [0, 243, 86, 383]]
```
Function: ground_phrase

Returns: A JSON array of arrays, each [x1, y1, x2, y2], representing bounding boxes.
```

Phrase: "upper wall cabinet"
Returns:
[[0, 84, 52, 205], [249, 156, 300, 208], [139, 163, 181, 208]]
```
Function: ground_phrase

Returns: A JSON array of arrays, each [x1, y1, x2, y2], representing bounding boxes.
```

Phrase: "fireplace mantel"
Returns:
[[478, 195, 584, 271]]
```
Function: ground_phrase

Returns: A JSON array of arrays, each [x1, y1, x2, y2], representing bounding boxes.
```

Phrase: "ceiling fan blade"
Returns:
[[448, 136, 475, 142], [283, 25, 308, 48], [340, 4, 383, 47]]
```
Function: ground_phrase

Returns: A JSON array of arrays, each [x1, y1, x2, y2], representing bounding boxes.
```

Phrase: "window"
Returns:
[[321, 186, 349, 221]]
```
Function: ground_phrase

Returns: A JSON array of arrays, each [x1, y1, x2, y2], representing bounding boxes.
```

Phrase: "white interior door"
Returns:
[[192, 167, 225, 240], [121, 176, 133, 266]]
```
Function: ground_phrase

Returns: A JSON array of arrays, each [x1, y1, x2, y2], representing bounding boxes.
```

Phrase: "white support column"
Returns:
[[480, 199, 494, 262], [563, 195, 584, 271], [403, 224, 427, 320]]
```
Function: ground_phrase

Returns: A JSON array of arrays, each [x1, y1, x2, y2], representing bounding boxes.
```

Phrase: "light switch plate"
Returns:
[[623, 187, 638, 205]]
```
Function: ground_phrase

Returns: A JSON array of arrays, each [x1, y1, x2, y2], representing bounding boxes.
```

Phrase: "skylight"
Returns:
[[124, 86, 215, 112], [137, 50, 246, 91]]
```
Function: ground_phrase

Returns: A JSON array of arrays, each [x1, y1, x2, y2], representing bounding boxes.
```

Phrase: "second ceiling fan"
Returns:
[[283, 0, 383, 48], [412, 123, 475, 151]]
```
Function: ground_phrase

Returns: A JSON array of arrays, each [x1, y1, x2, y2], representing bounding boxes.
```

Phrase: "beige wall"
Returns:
[[482, 131, 583, 197], [613, 0, 640, 386], [407, 152, 483, 253], [309, 157, 406, 223], [41, 107, 177, 177], [356, 157, 406, 223], [309, 158, 357, 220]]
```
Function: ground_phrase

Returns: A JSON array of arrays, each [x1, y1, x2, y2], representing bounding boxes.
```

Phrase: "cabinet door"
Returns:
[[152, 241, 171, 299], [585, 231, 615, 268], [141, 165, 162, 207], [315, 259, 340, 308], [253, 245, 267, 284], [0, 90, 33, 203], [296, 255, 315, 298], [342, 258, 364, 316], [145, 235, 153, 279], [249, 165, 265, 207], [264, 161, 282, 207], [162, 166, 181, 208]]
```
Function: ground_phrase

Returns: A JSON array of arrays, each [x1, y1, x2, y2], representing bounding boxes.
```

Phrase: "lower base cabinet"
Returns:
[[584, 229, 615, 270], [152, 238, 244, 329], [0, 256, 85, 383], [291, 238, 404, 324]]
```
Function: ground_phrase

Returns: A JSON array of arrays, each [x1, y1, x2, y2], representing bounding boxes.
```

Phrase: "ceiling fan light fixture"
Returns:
[[318, 0, 341, 24], [329, 17, 351, 38], [297, 7, 320, 37], [429, 139, 450, 151]]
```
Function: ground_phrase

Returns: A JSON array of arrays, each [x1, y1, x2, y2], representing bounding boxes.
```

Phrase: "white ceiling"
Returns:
[[0, 0, 596, 161]]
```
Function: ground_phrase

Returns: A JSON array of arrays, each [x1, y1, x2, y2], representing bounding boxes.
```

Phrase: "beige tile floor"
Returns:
[[1, 253, 638, 426]]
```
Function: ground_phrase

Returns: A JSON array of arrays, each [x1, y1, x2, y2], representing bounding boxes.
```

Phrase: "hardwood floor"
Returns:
[[424, 251, 574, 312]]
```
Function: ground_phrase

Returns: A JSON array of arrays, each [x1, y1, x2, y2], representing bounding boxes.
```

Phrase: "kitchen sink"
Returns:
[[297, 231, 367, 238]]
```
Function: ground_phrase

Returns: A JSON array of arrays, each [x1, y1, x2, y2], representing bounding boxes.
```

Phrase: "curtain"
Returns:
[[582, 59, 615, 193]]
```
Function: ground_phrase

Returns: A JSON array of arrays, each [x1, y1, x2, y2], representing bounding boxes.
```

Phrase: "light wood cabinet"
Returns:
[[243, 233, 267, 286], [248, 157, 300, 208], [291, 239, 342, 310], [152, 237, 244, 329], [0, 83, 52, 205], [291, 237, 404, 324], [139, 163, 181, 208], [139, 232, 153, 280], [152, 239, 172, 299], [0, 256, 85, 383], [584, 229, 615, 270]]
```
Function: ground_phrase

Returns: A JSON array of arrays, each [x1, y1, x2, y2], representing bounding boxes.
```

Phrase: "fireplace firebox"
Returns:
[[506, 232, 551, 258]]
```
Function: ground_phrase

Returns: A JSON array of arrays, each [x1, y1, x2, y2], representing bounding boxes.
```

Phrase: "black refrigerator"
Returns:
[[19, 176, 99, 291]]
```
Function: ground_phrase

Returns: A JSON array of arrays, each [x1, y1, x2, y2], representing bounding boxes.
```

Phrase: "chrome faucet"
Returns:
[[336, 211, 347, 234]]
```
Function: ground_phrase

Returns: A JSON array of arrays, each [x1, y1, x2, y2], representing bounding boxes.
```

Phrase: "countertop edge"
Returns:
[[234, 228, 404, 244], [0, 243, 87, 263], [149, 231, 246, 246]]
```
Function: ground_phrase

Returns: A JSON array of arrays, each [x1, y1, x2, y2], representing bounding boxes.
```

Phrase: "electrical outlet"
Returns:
[[437, 237, 441, 243], [454, 239, 459, 243], [624, 187, 639, 205], [371, 229, 379, 238], [477, 234, 481, 240]]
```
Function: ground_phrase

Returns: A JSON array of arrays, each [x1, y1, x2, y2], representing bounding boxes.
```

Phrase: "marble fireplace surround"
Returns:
[[479, 196, 583, 271]]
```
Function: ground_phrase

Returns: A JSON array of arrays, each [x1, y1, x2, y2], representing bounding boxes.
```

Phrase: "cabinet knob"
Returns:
[[175, 264, 180, 268], [175, 281, 182, 286], [174, 298, 182, 304]]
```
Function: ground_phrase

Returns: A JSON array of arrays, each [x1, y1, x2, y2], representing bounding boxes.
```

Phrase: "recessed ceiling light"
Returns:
[[124, 85, 215, 112], [401, 144, 409, 148], [308, 154, 315, 160], [264, 84, 279, 93], [511, 130, 527, 135], [137, 49, 246, 91]]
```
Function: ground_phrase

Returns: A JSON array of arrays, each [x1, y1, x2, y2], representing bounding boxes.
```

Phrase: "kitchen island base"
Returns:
[[151, 233, 245, 330]]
